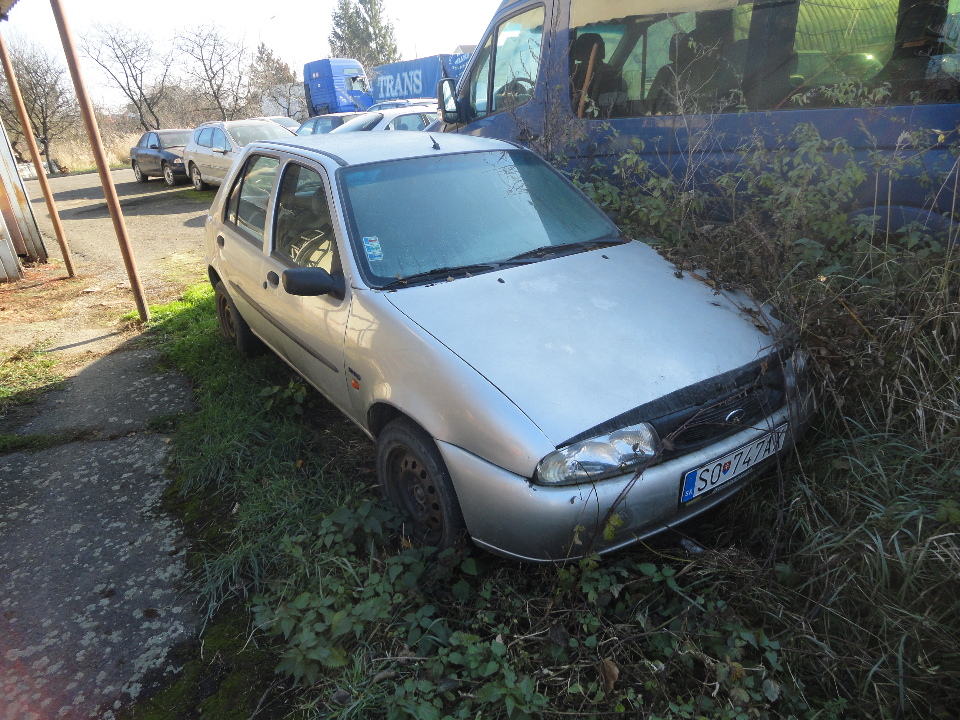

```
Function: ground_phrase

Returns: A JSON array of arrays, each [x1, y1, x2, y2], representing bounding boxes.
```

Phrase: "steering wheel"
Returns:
[[293, 231, 332, 268]]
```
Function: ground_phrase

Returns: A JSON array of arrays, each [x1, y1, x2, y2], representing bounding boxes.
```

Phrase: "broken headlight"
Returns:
[[535, 423, 660, 486]]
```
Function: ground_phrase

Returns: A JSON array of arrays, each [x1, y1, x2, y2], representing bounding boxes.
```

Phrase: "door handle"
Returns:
[[216, 236, 225, 247], [266, 271, 280, 286]]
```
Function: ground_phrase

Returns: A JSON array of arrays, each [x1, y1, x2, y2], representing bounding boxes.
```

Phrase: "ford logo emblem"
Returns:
[[725, 409, 746, 424]]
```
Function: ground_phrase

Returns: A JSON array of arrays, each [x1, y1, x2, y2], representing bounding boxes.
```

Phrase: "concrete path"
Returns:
[[0, 341, 198, 719]]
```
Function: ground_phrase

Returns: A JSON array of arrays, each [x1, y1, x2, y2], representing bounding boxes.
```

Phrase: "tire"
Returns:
[[376, 417, 467, 549], [162, 163, 177, 187], [191, 164, 209, 191], [214, 281, 263, 357], [133, 161, 148, 183]]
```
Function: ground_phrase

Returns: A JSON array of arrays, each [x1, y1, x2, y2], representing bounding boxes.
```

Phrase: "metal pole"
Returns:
[[0, 29, 75, 277], [48, 0, 150, 322]]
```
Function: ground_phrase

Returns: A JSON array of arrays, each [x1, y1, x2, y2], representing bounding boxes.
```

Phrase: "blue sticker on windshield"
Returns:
[[362, 237, 383, 262]]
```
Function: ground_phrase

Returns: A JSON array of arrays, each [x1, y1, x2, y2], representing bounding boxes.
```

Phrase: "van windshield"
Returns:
[[339, 150, 619, 288]]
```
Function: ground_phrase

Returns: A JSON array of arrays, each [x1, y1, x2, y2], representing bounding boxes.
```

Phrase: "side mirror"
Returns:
[[437, 78, 461, 124], [149, 143, 160, 150], [282, 266, 345, 299]]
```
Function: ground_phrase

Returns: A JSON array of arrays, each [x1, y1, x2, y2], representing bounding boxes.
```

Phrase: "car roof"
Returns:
[[249, 132, 517, 168]]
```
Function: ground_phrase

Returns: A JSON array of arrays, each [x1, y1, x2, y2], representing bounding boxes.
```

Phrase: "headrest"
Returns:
[[572, 33, 606, 62]]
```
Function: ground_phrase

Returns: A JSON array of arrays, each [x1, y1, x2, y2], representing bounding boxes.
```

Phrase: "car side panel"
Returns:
[[343, 289, 554, 478]]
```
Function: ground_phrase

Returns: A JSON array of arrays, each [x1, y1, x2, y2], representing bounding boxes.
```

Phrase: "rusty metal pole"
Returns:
[[0, 28, 76, 277], [48, 0, 150, 322]]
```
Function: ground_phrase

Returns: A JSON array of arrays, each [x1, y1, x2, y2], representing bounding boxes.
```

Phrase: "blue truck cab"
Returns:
[[303, 59, 373, 115]]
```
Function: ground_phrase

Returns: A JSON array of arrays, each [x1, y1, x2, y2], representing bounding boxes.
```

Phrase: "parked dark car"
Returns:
[[130, 129, 193, 187]]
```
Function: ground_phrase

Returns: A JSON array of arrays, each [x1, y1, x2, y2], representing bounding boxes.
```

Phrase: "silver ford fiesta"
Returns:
[[204, 132, 814, 562]]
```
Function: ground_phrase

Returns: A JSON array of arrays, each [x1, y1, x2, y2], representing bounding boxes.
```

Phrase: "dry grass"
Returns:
[[51, 130, 141, 173]]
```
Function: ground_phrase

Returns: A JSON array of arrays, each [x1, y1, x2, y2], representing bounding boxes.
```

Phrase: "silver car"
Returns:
[[182, 119, 295, 190], [204, 132, 813, 562]]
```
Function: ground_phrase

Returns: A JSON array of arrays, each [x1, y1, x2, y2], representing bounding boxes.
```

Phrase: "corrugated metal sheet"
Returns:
[[0, 212, 23, 282]]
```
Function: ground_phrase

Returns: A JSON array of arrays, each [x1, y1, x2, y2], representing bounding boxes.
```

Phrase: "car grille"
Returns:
[[557, 351, 789, 455], [650, 358, 786, 458]]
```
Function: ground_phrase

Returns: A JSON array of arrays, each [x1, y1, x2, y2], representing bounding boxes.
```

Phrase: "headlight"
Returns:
[[173, 158, 183, 165], [535, 423, 660, 486]]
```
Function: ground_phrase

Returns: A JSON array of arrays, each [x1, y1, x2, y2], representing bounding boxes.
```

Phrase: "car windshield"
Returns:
[[339, 150, 619, 288], [330, 113, 384, 132], [157, 130, 191, 147], [227, 123, 293, 147]]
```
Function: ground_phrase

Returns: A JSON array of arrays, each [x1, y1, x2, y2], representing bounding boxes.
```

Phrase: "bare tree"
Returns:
[[81, 23, 172, 132], [178, 26, 250, 121], [0, 35, 78, 173]]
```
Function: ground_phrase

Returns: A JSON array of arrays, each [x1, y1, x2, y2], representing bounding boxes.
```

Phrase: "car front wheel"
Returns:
[[162, 163, 177, 187], [214, 281, 263, 357], [133, 161, 148, 183], [191, 164, 209, 191], [376, 417, 467, 549]]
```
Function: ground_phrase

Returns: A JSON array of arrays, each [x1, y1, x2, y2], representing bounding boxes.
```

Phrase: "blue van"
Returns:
[[436, 0, 960, 234], [303, 59, 373, 115]]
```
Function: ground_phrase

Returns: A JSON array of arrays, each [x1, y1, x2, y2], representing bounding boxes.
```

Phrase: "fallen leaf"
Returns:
[[598, 658, 619, 693], [371, 670, 396, 684]]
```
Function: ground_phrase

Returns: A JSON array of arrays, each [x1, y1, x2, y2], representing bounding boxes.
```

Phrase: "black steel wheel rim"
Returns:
[[216, 293, 236, 341], [390, 448, 443, 544]]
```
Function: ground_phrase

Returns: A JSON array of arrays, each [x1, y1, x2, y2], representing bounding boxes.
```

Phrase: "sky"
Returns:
[[3, 0, 499, 108]]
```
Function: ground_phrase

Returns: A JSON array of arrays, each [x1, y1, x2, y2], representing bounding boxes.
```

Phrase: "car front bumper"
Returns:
[[438, 392, 813, 562]]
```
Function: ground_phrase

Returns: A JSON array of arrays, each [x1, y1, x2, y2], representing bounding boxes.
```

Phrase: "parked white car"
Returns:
[[204, 132, 813, 561]]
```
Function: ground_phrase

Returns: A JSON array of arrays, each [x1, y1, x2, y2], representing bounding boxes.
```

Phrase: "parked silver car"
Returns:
[[204, 132, 813, 561], [182, 119, 295, 190]]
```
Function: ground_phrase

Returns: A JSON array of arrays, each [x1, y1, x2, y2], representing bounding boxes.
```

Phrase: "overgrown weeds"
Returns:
[[147, 121, 959, 719]]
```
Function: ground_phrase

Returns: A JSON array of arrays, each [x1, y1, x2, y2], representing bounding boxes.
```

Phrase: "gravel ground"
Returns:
[[1, 170, 210, 719]]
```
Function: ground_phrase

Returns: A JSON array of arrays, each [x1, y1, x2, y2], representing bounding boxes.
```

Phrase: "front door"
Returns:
[[258, 160, 352, 412]]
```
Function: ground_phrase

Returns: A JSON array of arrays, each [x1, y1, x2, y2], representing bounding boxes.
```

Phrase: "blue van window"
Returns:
[[491, 7, 546, 112], [568, 0, 960, 116], [469, 35, 493, 117]]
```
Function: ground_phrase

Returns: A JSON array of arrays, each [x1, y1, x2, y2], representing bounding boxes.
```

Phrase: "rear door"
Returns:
[[217, 154, 281, 341], [208, 128, 234, 183]]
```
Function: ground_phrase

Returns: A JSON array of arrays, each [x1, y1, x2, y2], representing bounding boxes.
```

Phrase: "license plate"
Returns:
[[680, 424, 788, 503]]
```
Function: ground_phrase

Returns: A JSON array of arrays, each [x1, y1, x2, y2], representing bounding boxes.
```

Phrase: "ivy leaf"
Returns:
[[762, 678, 781, 702]]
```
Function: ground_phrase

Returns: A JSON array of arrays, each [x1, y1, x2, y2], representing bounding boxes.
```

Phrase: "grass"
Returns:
[[0, 342, 64, 416]]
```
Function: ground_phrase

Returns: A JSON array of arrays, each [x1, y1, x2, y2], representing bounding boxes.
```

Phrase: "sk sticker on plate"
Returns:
[[362, 237, 383, 262]]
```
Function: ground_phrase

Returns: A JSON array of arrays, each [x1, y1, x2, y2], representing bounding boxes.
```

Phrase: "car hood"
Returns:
[[384, 241, 780, 446]]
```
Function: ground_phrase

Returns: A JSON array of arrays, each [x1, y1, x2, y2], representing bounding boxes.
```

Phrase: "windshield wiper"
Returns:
[[500, 237, 628, 265], [379, 263, 500, 290]]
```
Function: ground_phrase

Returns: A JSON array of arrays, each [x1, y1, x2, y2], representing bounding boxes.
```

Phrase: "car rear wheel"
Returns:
[[214, 281, 263, 357], [376, 417, 467, 549], [191, 164, 209, 191], [133, 161, 148, 183], [162, 163, 177, 187]]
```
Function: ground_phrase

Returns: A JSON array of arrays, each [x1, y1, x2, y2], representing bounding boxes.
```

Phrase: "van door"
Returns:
[[445, 4, 549, 145]]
